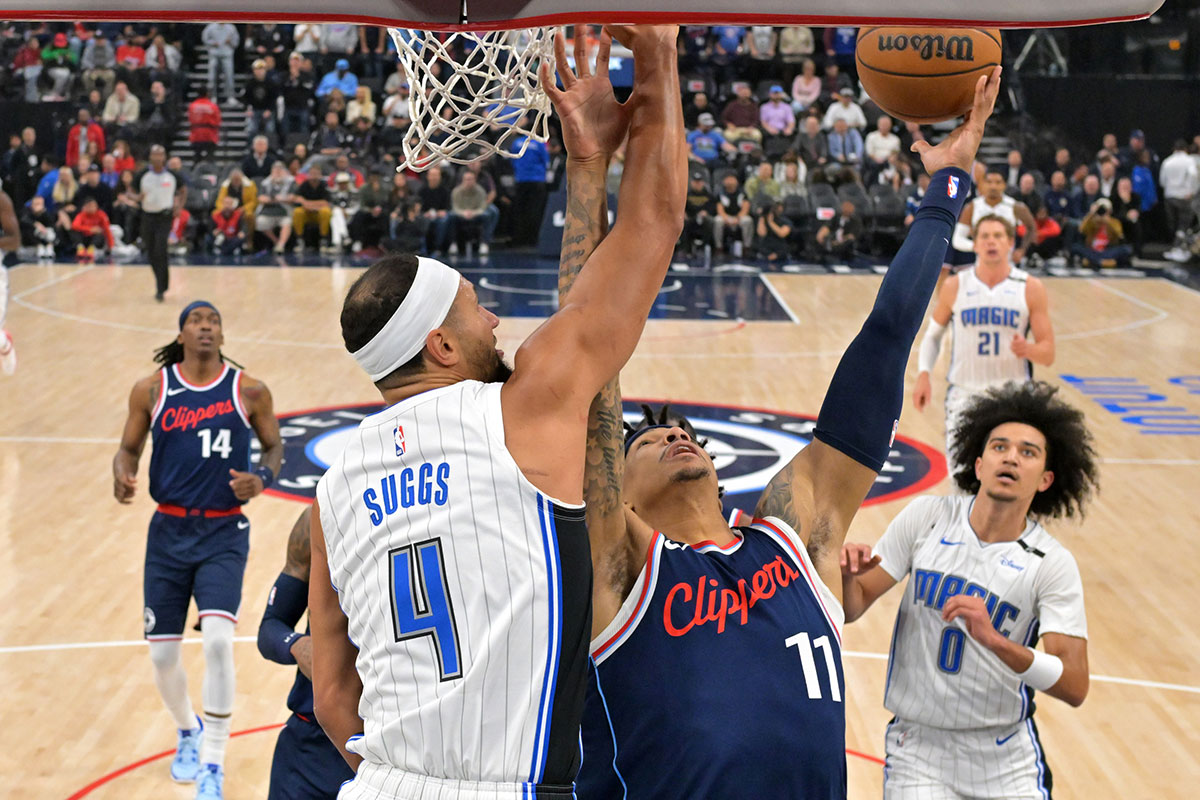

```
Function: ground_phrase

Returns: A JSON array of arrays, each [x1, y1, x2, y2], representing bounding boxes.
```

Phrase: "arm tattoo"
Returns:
[[284, 507, 313, 581], [755, 462, 798, 528], [557, 172, 609, 299]]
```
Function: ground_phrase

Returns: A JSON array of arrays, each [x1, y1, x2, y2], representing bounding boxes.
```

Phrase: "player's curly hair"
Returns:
[[950, 381, 1099, 519], [625, 404, 724, 498]]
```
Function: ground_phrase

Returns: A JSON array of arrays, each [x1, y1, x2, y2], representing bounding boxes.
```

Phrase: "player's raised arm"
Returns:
[[754, 67, 1002, 593], [506, 25, 685, 430], [308, 499, 364, 770], [112, 374, 157, 503]]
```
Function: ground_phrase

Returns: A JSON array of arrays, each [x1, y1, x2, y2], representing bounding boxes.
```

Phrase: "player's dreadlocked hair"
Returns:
[[153, 341, 243, 369], [950, 381, 1099, 519], [624, 404, 724, 498]]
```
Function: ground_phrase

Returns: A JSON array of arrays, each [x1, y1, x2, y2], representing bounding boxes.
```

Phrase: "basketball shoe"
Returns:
[[195, 764, 224, 799], [0, 330, 15, 376], [170, 718, 203, 782]]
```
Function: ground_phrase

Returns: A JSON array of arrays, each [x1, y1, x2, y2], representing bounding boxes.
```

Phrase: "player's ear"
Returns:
[[425, 326, 458, 368], [1037, 470, 1054, 493], [974, 456, 983, 481]]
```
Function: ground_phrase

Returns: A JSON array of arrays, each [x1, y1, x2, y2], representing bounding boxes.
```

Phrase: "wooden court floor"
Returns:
[[2, 262, 1198, 799]]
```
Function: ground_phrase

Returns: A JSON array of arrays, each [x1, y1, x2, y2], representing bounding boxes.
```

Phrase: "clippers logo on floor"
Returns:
[[265, 401, 943, 512]]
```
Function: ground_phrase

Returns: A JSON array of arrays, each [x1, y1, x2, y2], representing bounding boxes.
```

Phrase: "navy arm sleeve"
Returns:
[[257, 571, 309, 665], [813, 166, 970, 472]]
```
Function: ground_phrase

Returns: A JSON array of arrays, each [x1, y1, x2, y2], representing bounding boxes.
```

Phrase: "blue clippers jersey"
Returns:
[[578, 517, 846, 800], [149, 363, 252, 509]]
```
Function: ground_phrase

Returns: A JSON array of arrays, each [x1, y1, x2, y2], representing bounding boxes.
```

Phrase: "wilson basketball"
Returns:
[[856, 27, 1002, 123]]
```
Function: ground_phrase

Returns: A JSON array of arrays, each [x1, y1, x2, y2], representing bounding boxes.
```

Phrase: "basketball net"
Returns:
[[388, 28, 556, 171]]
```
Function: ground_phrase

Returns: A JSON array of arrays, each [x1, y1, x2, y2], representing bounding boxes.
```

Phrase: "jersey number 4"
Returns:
[[388, 539, 463, 681], [197, 428, 233, 459]]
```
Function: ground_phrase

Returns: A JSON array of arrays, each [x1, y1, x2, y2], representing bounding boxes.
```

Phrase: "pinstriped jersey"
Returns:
[[874, 495, 1087, 730], [947, 265, 1032, 392], [578, 517, 846, 799], [149, 363, 252, 509], [969, 194, 1018, 231], [315, 380, 591, 790]]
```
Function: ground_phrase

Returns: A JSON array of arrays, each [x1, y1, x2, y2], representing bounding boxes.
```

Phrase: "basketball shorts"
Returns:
[[943, 240, 975, 270], [339, 762, 577, 800], [269, 713, 356, 800], [143, 511, 250, 639], [883, 717, 1053, 800]]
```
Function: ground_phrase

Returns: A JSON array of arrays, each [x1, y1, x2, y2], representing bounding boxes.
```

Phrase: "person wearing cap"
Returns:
[[242, 58, 281, 144], [65, 108, 106, 170], [74, 160, 114, 216], [202, 22, 240, 105], [328, 171, 360, 252], [821, 86, 866, 131], [686, 112, 734, 166], [316, 57, 358, 99], [41, 31, 77, 99], [681, 166, 717, 255], [113, 300, 282, 800], [760, 84, 796, 140], [1120, 128, 1158, 176], [80, 28, 116, 97], [1072, 196, 1132, 268]]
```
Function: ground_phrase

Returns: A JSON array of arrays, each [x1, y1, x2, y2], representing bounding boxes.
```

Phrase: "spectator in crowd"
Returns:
[[678, 26, 713, 75], [745, 25, 778, 83], [460, 160, 501, 249], [793, 114, 828, 172], [1016, 173, 1043, 215], [100, 155, 120, 188], [210, 194, 246, 255], [328, 171, 359, 251], [819, 63, 853, 105], [1072, 174, 1103, 221], [242, 59, 280, 143], [357, 25, 389, 79], [110, 139, 135, 173], [778, 26, 815, 80], [66, 109, 105, 170], [509, 135, 547, 247], [683, 92, 713, 129], [1112, 175, 1143, 255], [720, 83, 762, 144], [245, 23, 292, 62], [1097, 155, 1118, 198], [778, 159, 806, 198], [349, 167, 391, 252], [80, 30, 117, 96], [383, 60, 408, 95], [310, 111, 349, 155], [687, 113, 734, 165], [417, 164, 453, 253], [1131, 149, 1158, 216], [756, 200, 795, 263], [328, 154, 364, 188], [114, 32, 146, 88], [1072, 197, 1131, 267], [41, 32, 77, 99], [348, 116, 378, 163], [815, 199, 862, 261], [316, 57, 358, 99], [321, 22, 358, 72], [168, 206, 192, 254], [381, 80, 412, 126], [682, 167, 716, 255], [864, 116, 901, 184], [102, 81, 141, 139], [1120, 128, 1158, 176], [824, 26, 858, 74], [998, 149, 1025, 192], [81, 88, 106, 121], [826, 117, 864, 181], [110, 168, 140, 240], [292, 164, 332, 251], [760, 85, 796, 156], [255, 160, 295, 253], [790, 58, 821, 114], [6, 127, 41, 208], [877, 152, 914, 191], [377, 111, 411, 155], [446, 169, 489, 255], [1048, 146, 1075, 180], [1044, 170, 1072, 223], [141, 80, 177, 149], [35, 155, 63, 207], [70, 195, 113, 260], [822, 87, 866, 130], [293, 23, 321, 59], [281, 52, 317, 139], [744, 160, 782, 208], [714, 172, 754, 256], [13, 38, 44, 102], [904, 172, 930, 229], [202, 22, 240, 105], [346, 85, 377, 125], [188, 86, 222, 162], [217, 168, 257, 236], [1028, 205, 1063, 265], [241, 135, 277, 181], [20, 195, 58, 258], [1159, 139, 1198, 247], [75, 163, 114, 217], [710, 25, 746, 83], [144, 34, 181, 89]]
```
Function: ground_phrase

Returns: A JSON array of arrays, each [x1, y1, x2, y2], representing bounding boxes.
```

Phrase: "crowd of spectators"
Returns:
[[0, 21, 1197, 268]]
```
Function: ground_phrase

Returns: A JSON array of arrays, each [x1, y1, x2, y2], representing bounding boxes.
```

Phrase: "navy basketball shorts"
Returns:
[[268, 713, 356, 800], [143, 511, 250, 639], [943, 239, 975, 270]]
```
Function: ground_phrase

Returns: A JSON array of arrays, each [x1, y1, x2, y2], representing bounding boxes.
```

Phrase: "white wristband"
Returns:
[[1018, 649, 1063, 691], [917, 318, 947, 374]]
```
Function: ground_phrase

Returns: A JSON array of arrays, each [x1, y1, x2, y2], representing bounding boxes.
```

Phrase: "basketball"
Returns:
[[855, 27, 1002, 123]]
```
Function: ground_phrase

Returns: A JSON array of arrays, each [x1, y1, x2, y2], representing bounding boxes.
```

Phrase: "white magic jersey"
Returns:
[[969, 194, 1017, 230], [947, 265, 1032, 392], [874, 495, 1087, 730], [316, 380, 591, 794]]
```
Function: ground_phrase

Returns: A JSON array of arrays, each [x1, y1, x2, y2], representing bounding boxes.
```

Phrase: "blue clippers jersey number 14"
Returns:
[[148, 363, 253, 509]]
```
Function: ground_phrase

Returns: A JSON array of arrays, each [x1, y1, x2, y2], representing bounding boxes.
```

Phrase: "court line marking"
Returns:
[[3, 637, 1195, 695], [1099, 457, 1200, 466], [1057, 278, 1169, 341], [758, 275, 801, 324]]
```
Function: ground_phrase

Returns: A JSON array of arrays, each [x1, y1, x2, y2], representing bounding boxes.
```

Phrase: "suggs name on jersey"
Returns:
[[362, 462, 451, 525]]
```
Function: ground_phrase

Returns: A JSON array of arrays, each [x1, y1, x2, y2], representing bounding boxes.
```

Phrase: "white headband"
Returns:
[[352, 257, 461, 381]]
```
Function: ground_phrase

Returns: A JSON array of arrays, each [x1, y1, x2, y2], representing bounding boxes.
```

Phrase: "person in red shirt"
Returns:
[[110, 139, 136, 173], [188, 87, 222, 163], [210, 195, 245, 255], [115, 35, 146, 90], [71, 196, 114, 259], [66, 109, 107, 169]]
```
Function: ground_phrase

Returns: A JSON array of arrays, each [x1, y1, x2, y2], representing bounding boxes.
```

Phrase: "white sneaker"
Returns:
[[478, 243, 489, 255], [1, 330, 16, 376], [447, 243, 459, 256], [1164, 246, 1191, 263], [351, 241, 363, 253]]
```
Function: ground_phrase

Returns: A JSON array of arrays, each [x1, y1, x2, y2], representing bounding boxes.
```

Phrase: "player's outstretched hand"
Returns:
[[228, 468, 264, 501], [912, 65, 1002, 175], [840, 543, 881, 576], [114, 472, 137, 503], [912, 372, 932, 412], [942, 595, 1002, 649], [541, 28, 630, 165], [602, 24, 679, 54]]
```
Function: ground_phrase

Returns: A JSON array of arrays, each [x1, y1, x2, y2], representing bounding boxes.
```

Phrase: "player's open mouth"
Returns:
[[664, 441, 702, 460], [996, 470, 1018, 483]]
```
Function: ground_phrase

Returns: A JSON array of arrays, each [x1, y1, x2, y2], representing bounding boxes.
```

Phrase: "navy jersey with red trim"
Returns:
[[578, 519, 846, 800], [149, 363, 253, 509]]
